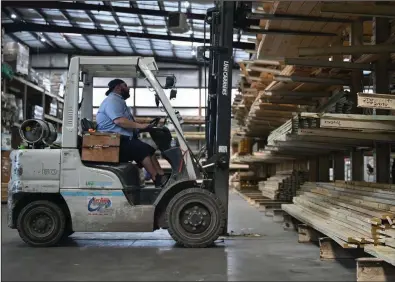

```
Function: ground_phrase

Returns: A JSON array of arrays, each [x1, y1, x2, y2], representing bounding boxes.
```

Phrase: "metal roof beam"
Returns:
[[3, 22, 255, 50], [29, 48, 241, 68], [247, 12, 354, 23], [3, 8, 58, 50], [1, 1, 207, 20], [84, 10, 119, 54], [103, 1, 137, 54], [157, 0, 176, 58], [59, 9, 97, 52], [35, 8, 83, 51]]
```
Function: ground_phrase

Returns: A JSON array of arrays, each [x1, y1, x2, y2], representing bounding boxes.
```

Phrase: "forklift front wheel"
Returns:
[[16, 200, 66, 247], [166, 188, 225, 248]]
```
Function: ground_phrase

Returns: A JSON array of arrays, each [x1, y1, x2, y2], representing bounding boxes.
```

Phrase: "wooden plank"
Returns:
[[284, 57, 373, 70], [263, 90, 332, 97], [247, 66, 282, 75], [299, 113, 395, 122], [297, 128, 395, 142], [319, 118, 395, 132], [321, 3, 395, 18], [364, 245, 395, 266], [273, 75, 350, 85], [299, 44, 395, 56], [357, 92, 395, 110], [242, 59, 282, 66]]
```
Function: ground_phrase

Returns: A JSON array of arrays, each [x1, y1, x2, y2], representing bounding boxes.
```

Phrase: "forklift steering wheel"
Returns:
[[150, 117, 161, 127]]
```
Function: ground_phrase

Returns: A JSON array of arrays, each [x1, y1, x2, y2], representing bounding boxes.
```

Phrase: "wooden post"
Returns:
[[308, 157, 318, 182], [333, 152, 345, 181], [350, 19, 364, 114], [351, 149, 364, 181], [374, 142, 391, 184], [356, 258, 395, 282], [373, 16, 391, 116], [319, 237, 353, 260], [298, 224, 319, 243], [318, 156, 330, 182], [373, 12, 391, 183]]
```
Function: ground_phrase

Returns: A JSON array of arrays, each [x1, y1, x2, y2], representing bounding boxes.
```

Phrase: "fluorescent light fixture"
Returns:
[[62, 33, 82, 36], [11, 14, 16, 19], [40, 38, 46, 42], [171, 40, 192, 46], [183, 1, 190, 9], [343, 57, 350, 62]]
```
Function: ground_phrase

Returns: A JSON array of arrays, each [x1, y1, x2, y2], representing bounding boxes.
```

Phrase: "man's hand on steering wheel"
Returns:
[[150, 117, 161, 127], [140, 117, 161, 133]]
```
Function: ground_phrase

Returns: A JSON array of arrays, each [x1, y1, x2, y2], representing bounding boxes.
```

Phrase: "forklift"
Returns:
[[7, 1, 246, 247]]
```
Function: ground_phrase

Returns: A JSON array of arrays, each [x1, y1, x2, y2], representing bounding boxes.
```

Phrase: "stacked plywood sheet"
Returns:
[[259, 170, 308, 201], [282, 181, 395, 250]]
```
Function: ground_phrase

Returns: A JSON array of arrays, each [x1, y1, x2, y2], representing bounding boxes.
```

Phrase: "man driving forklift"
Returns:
[[96, 79, 167, 187]]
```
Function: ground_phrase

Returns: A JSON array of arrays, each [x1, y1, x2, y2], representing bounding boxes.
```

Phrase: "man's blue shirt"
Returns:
[[96, 92, 137, 138]]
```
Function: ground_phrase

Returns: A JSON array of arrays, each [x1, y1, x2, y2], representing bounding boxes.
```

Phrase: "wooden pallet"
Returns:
[[233, 188, 289, 216]]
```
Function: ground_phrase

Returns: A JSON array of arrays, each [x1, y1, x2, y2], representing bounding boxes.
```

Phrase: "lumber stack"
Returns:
[[259, 170, 308, 201], [282, 181, 395, 250], [294, 113, 395, 132], [230, 171, 260, 191]]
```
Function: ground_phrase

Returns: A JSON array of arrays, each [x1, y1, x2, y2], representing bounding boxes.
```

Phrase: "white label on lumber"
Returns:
[[320, 119, 395, 131], [357, 96, 395, 110]]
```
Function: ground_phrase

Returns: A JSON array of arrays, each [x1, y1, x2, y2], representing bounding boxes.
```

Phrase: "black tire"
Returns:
[[166, 188, 226, 248], [16, 200, 66, 247]]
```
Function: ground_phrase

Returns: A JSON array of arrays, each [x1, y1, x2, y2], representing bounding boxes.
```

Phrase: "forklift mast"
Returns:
[[199, 1, 238, 232]]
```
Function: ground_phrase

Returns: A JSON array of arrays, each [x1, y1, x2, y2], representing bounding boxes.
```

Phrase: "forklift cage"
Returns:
[[62, 56, 197, 180]]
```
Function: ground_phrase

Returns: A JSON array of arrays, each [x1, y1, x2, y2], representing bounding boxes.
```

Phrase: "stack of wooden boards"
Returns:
[[295, 113, 395, 132], [282, 181, 395, 266], [258, 170, 308, 201], [230, 171, 260, 191]]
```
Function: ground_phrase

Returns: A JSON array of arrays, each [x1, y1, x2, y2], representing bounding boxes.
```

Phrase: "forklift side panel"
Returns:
[[61, 189, 154, 232], [8, 149, 61, 196], [60, 149, 124, 189]]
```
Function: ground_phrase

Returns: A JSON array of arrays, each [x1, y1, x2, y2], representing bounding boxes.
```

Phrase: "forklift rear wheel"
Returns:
[[166, 188, 225, 248], [17, 200, 66, 247]]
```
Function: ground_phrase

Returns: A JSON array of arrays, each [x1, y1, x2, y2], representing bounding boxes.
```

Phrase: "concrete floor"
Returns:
[[1, 191, 355, 281]]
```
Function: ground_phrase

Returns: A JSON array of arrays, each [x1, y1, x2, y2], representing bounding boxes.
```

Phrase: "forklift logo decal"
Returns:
[[222, 61, 229, 96], [86, 181, 112, 187], [87, 197, 112, 214]]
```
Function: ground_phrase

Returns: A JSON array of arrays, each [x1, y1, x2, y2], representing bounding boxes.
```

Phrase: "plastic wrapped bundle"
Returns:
[[49, 98, 58, 116], [28, 68, 39, 85], [50, 71, 67, 97], [3, 42, 29, 76]]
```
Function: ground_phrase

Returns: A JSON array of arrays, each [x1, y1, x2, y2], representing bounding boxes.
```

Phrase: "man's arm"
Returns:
[[106, 99, 148, 130], [113, 117, 148, 129]]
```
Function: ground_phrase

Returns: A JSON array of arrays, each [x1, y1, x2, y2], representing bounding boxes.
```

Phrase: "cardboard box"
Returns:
[[1, 183, 8, 203], [1, 150, 11, 183], [81, 133, 120, 163]]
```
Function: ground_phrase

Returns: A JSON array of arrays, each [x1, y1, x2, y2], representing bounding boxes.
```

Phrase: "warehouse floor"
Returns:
[[1, 191, 355, 281]]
